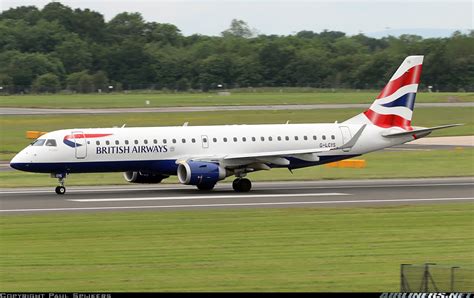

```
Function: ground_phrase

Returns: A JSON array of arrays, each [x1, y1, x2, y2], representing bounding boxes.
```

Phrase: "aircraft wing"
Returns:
[[178, 125, 367, 167], [381, 124, 462, 138]]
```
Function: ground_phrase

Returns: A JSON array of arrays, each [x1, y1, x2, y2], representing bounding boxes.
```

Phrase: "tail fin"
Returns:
[[345, 55, 424, 130]]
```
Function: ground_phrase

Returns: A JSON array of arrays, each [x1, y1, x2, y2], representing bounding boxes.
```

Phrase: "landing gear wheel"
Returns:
[[232, 178, 252, 192], [53, 173, 67, 195], [55, 186, 66, 195], [197, 184, 215, 191]]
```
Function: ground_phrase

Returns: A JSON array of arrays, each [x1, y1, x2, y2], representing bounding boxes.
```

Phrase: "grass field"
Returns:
[[0, 204, 472, 292], [1, 107, 473, 161], [0, 91, 473, 108], [1, 148, 472, 188]]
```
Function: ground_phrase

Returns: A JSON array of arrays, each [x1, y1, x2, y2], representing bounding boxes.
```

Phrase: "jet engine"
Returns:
[[177, 161, 228, 189], [123, 171, 168, 183]]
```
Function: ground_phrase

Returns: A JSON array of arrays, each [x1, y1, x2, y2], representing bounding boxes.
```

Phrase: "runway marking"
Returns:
[[1, 197, 472, 213], [1, 182, 473, 195], [67, 192, 349, 202]]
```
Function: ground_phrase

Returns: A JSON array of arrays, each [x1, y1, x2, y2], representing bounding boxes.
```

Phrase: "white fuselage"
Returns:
[[10, 122, 412, 175]]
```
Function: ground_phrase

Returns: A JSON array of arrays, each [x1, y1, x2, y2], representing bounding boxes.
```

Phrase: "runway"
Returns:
[[1, 102, 473, 115], [1, 177, 472, 214]]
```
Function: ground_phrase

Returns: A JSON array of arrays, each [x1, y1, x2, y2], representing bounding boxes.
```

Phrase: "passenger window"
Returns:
[[96, 141, 100, 145], [106, 140, 110, 145], [153, 139, 158, 144], [182, 138, 186, 143], [144, 139, 148, 144], [233, 137, 237, 142], [277, 136, 282, 141], [304, 136, 308, 141], [45, 139, 57, 147], [223, 137, 228, 142], [192, 138, 196, 143], [125, 140, 129, 145], [331, 135, 335, 140], [163, 139, 167, 144], [260, 137, 265, 141], [268, 136, 273, 141], [115, 140, 119, 145], [322, 135, 326, 140], [242, 137, 247, 142], [252, 137, 256, 142], [294, 136, 299, 141], [134, 140, 138, 144], [172, 139, 176, 144], [285, 136, 289, 141], [313, 135, 317, 140], [213, 138, 217, 143]]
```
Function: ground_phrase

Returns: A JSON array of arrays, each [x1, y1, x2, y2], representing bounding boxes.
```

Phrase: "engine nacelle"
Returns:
[[123, 171, 168, 184], [177, 161, 227, 186]]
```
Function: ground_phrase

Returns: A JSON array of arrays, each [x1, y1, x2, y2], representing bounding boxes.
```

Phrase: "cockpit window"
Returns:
[[31, 139, 46, 146], [45, 139, 57, 147]]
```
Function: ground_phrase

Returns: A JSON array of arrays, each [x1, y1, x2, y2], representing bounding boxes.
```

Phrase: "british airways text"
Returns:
[[96, 145, 168, 154]]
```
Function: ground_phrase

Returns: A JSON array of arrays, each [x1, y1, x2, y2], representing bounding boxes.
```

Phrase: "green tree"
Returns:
[[55, 34, 92, 73], [259, 42, 296, 84], [145, 23, 182, 46], [66, 71, 94, 93], [107, 12, 146, 42], [41, 2, 75, 31], [222, 19, 254, 38], [106, 40, 155, 88], [92, 71, 109, 91], [0, 5, 41, 25], [0, 73, 14, 93], [70, 8, 106, 42], [0, 51, 64, 90], [32, 72, 61, 93]]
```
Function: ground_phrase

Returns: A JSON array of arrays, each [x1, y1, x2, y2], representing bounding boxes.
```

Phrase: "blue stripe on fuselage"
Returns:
[[381, 93, 416, 110], [10, 159, 179, 174], [10, 155, 360, 174]]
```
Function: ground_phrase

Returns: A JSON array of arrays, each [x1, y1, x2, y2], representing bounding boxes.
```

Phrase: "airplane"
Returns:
[[10, 56, 460, 195]]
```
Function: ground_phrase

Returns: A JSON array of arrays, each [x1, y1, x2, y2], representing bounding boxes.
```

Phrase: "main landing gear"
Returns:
[[232, 178, 252, 192], [52, 173, 67, 195]]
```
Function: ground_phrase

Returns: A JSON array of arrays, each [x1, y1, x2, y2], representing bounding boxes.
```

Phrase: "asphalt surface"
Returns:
[[2, 102, 473, 115], [1, 178, 472, 214]]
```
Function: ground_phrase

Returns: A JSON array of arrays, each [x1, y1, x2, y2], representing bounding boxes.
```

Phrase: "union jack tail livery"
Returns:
[[345, 55, 424, 130]]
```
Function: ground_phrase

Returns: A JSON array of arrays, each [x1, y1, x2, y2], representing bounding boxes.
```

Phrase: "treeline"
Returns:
[[0, 2, 473, 93]]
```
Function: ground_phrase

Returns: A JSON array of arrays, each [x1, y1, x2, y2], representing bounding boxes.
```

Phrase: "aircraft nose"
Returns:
[[10, 154, 22, 170], [10, 151, 32, 172]]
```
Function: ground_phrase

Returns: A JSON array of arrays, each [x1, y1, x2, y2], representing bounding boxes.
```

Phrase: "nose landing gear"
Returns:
[[52, 173, 67, 195]]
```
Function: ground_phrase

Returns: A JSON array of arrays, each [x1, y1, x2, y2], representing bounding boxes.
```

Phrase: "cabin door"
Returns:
[[72, 131, 87, 159]]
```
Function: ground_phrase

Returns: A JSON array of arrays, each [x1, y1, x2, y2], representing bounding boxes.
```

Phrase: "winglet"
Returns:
[[336, 124, 366, 150]]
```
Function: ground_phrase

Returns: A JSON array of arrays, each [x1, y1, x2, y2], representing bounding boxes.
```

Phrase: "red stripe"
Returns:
[[65, 133, 112, 140], [364, 109, 412, 129], [376, 64, 422, 99]]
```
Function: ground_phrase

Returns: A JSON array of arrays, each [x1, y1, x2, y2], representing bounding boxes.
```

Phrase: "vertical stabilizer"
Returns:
[[344, 56, 424, 130]]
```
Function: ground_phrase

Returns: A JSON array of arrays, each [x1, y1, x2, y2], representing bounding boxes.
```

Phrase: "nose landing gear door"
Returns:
[[72, 131, 87, 159]]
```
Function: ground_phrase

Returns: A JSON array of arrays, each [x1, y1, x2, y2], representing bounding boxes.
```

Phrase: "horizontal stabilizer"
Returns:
[[382, 124, 462, 138]]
